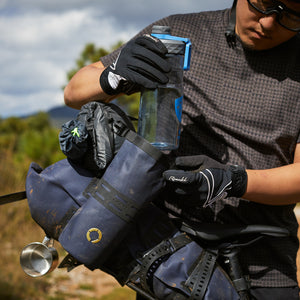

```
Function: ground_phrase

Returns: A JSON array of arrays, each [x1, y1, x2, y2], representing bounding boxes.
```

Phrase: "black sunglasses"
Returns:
[[247, 0, 300, 31]]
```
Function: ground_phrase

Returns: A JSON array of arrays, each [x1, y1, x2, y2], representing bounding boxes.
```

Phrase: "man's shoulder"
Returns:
[[164, 9, 230, 36], [166, 9, 228, 24]]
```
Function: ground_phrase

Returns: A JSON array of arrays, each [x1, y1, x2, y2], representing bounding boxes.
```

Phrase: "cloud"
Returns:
[[0, 0, 232, 118], [97, 0, 232, 28], [0, 0, 233, 35], [0, 90, 64, 117], [0, 6, 138, 118], [0, 7, 136, 60]]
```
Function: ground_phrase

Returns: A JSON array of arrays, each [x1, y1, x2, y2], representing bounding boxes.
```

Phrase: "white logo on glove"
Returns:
[[111, 52, 121, 71], [168, 176, 188, 183], [108, 72, 126, 90]]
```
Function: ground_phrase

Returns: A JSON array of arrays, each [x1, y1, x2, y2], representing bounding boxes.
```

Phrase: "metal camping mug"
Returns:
[[20, 236, 58, 277]]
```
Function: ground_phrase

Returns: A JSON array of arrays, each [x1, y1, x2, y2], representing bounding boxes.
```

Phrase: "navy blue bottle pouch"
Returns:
[[26, 130, 169, 269], [59, 131, 168, 268]]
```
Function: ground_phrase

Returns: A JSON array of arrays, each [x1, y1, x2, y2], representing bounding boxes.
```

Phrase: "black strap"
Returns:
[[233, 277, 251, 292], [220, 248, 252, 297], [127, 282, 156, 300], [0, 191, 27, 205], [54, 206, 78, 239], [185, 249, 218, 300], [112, 120, 130, 137], [58, 253, 82, 272], [83, 177, 139, 223], [137, 233, 192, 294]]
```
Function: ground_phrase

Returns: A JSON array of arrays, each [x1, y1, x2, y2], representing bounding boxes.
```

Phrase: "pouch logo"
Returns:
[[86, 228, 102, 244]]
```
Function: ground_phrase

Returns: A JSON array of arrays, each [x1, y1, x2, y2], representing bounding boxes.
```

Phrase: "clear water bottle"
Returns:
[[137, 25, 191, 151]]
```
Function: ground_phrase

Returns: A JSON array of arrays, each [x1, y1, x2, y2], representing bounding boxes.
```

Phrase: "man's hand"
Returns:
[[163, 155, 247, 207], [99, 35, 171, 95]]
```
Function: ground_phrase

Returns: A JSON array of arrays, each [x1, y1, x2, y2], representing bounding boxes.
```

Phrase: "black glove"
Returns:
[[100, 35, 171, 95], [163, 155, 248, 207]]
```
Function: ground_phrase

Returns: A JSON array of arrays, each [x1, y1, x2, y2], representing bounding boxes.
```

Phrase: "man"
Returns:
[[64, 0, 300, 298]]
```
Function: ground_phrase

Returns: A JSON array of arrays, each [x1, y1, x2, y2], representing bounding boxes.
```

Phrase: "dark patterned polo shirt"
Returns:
[[101, 9, 300, 287]]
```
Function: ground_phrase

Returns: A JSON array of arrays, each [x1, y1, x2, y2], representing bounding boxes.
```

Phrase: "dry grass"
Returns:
[[0, 149, 135, 300]]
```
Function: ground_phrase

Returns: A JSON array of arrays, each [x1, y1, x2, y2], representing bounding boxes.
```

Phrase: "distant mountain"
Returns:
[[14, 102, 131, 128], [48, 105, 79, 128]]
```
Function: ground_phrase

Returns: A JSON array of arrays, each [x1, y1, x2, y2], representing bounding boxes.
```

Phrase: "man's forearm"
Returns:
[[244, 163, 300, 205], [64, 61, 116, 109], [64, 35, 172, 110]]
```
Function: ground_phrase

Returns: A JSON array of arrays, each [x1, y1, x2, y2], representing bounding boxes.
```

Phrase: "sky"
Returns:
[[0, 0, 232, 118]]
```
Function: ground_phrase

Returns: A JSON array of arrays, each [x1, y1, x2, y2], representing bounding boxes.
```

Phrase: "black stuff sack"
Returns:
[[59, 101, 135, 175]]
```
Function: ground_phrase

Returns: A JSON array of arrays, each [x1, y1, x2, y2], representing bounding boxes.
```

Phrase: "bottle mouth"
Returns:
[[152, 25, 171, 34]]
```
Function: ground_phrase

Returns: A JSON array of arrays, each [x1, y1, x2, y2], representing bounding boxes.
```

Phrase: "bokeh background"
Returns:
[[0, 0, 232, 118], [1, 1, 299, 299]]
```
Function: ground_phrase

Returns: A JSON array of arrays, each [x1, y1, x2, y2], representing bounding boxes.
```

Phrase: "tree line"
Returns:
[[0, 41, 139, 194]]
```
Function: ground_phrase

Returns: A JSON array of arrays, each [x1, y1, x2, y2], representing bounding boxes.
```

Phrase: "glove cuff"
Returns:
[[228, 165, 248, 198], [99, 68, 140, 96], [99, 68, 118, 95]]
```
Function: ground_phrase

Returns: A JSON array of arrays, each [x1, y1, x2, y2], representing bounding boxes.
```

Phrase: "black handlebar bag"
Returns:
[[25, 102, 239, 299], [59, 101, 136, 175], [25, 155, 239, 300]]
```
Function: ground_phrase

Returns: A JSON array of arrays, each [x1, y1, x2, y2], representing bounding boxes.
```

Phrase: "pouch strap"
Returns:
[[137, 233, 192, 294], [185, 249, 218, 300], [112, 120, 130, 137], [83, 177, 139, 224], [58, 253, 82, 272], [125, 130, 169, 166], [54, 206, 78, 239], [0, 191, 26, 205]]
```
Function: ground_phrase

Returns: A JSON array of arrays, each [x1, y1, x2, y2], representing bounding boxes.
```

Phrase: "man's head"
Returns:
[[235, 0, 300, 50]]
